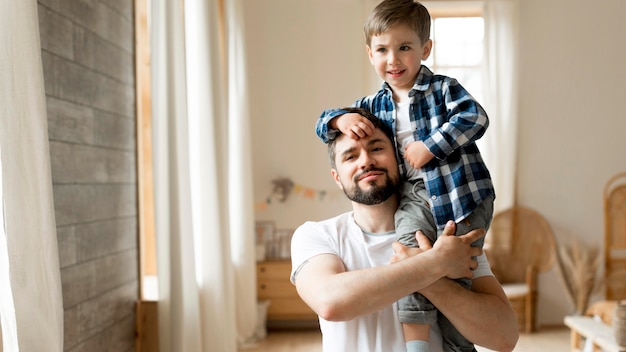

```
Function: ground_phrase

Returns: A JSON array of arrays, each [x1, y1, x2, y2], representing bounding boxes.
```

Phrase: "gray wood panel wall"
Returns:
[[37, 0, 138, 351]]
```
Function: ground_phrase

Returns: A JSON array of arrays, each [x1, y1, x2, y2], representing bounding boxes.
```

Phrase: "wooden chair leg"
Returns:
[[570, 329, 581, 351], [525, 292, 534, 333]]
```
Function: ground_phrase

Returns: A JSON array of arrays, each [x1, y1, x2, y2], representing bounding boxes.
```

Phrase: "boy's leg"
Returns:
[[438, 195, 495, 352], [399, 291, 436, 351], [395, 180, 439, 350], [395, 180, 437, 245]]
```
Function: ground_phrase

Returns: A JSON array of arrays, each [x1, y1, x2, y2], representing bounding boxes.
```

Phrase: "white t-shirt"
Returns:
[[290, 211, 493, 352], [395, 100, 423, 181]]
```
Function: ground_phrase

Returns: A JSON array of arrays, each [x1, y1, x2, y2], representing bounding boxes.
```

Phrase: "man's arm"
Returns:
[[421, 276, 519, 352], [293, 222, 482, 322], [392, 229, 519, 351]]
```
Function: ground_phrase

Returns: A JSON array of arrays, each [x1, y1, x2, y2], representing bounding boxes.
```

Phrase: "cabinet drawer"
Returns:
[[267, 297, 316, 317], [257, 260, 291, 280], [258, 280, 298, 299], [256, 260, 317, 321]]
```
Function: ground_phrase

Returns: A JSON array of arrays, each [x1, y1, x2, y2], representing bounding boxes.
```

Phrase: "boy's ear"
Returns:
[[366, 45, 375, 65], [421, 39, 433, 61]]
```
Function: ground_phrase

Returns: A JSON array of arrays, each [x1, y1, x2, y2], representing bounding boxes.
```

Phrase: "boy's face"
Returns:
[[366, 24, 432, 99]]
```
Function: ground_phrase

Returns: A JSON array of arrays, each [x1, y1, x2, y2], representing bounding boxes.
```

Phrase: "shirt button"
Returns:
[[431, 195, 437, 200]]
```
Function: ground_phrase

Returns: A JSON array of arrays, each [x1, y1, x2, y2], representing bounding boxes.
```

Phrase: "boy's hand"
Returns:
[[331, 113, 375, 140], [404, 141, 435, 169]]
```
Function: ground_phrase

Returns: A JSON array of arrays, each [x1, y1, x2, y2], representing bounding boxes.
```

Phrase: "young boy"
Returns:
[[315, 1, 495, 351]]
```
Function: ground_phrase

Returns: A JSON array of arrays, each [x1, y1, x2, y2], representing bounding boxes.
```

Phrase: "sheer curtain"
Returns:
[[480, 0, 520, 213], [225, 0, 259, 346], [0, 1, 64, 351], [151, 0, 256, 351]]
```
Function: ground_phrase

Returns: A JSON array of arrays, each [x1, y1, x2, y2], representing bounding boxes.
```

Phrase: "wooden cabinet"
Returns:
[[257, 260, 317, 322]]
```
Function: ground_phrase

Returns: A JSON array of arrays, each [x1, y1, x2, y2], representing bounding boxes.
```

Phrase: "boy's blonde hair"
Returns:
[[364, 0, 431, 46]]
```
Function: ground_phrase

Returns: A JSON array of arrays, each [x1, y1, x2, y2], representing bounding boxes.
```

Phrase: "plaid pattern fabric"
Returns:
[[317, 66, 494, 228]]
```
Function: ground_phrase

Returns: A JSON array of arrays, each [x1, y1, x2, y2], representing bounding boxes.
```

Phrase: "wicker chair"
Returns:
[[604, 172, 626, 301], [485, 206, 557, 333]]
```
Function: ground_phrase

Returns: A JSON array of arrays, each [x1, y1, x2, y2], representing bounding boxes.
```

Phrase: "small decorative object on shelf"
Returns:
[[615, 301, 626, 346], [254, 220, 294, 260], [255, 221, 275, 262]]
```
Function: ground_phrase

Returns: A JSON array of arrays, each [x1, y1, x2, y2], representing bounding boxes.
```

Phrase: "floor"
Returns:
[[240, 326, 572, 352]]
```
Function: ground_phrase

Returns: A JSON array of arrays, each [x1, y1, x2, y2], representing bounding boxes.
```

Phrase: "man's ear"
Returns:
[[331, 169, 344, 189]]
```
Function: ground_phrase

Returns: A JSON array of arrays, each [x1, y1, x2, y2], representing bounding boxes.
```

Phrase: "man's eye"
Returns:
[[344, 155, 355, 161]]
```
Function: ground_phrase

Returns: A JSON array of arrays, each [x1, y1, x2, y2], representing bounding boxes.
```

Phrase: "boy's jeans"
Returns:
[[395, 179, 494, 352]]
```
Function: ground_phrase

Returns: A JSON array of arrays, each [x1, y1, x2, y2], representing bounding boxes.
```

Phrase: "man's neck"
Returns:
[[351, 196, 398, 234]]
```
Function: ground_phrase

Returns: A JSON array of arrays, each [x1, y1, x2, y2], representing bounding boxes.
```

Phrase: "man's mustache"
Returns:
[[353, 167, 388, 182]]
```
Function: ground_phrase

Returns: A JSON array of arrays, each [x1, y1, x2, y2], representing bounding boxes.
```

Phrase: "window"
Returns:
[[424, 3, 484, 102]]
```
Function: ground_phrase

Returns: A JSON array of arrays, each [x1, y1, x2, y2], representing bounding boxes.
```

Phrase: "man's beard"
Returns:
[[342, 168, 399, 205]]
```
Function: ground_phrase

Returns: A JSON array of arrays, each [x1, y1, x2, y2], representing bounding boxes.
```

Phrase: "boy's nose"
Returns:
[[388, 52, 400, 65]]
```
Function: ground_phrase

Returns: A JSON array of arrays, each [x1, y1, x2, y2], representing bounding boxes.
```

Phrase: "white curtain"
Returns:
[[0, 1, 64, 352], [151, 0, 257, 351], [225, 0, 259, 346], [480, 0, 520, 213]]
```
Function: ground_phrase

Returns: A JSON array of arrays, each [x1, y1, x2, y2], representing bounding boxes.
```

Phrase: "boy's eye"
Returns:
[[376, 47, 387, 53], [400, 45, 411, 51]]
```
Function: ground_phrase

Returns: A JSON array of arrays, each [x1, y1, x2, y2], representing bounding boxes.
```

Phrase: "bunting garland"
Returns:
[[255, 177, 344, 211]]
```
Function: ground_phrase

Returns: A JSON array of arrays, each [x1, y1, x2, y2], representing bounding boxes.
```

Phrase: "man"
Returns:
[[290, 108, 518, 351]]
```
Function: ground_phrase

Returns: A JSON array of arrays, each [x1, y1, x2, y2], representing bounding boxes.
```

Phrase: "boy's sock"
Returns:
[[406, 340, 429, 352]]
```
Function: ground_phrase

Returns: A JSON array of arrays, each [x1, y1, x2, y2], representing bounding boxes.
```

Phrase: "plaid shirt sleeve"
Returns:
[[316, 94, 396, 143], [420, 79, 489, 161]]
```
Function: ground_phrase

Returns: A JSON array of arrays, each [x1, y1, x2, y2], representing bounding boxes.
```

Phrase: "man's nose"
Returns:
[[358, 152, 375, 168]]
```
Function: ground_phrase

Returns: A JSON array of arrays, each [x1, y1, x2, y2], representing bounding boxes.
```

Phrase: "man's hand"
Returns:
[[390, 231, 432, 263], [330, 113, 375, 140], [391, 221, 485, 279]]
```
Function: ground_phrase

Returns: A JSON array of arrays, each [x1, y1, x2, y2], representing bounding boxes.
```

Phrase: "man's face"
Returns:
[[331, 129, 400, 205]]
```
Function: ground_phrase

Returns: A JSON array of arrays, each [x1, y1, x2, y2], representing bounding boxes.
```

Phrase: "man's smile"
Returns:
[[356, 169, 387, 183]]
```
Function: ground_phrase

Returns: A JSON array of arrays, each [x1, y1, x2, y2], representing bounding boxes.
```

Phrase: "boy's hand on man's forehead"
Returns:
[[335, 113, 376, 140]]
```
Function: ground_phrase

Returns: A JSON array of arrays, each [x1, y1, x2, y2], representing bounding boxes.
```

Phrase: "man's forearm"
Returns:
[[296, 250, 447, 322], [420, 276, 518, 351]]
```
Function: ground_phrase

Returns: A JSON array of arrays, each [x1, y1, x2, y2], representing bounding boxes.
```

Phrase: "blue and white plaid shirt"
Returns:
[[317, 66, 495, 229]]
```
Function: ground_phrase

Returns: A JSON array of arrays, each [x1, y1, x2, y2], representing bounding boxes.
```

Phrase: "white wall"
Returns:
[[517, 0, 626, 325], [244, 0, 377, 231], [244, 0, 626, 327]]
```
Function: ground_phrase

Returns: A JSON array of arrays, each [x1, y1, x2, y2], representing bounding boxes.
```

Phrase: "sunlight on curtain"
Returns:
[[0, 150, 18, 352], [152, 0, 206, 349], [479, 0, 519, 213], [152, 0, 254, 350], [225, 0, 259, 346], [0, 1, 63, 351]]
